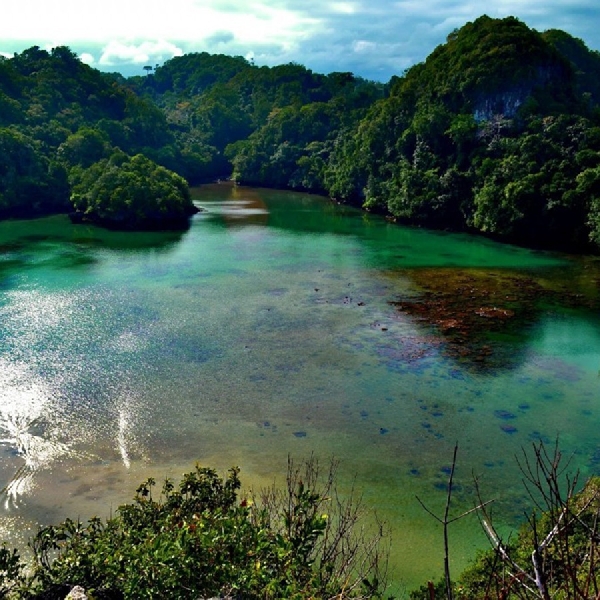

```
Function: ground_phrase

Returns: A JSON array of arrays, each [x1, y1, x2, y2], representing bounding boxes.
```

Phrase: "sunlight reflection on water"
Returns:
[[0, 287, 148, 509], [0, 360, 74, 507], [117, 408, 131, 469]]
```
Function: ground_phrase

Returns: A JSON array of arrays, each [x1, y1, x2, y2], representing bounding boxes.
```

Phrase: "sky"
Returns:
[[1, 0, 599, 82]]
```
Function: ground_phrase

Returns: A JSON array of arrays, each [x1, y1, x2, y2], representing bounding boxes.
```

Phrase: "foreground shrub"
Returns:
[[1, 458, 388, 599]]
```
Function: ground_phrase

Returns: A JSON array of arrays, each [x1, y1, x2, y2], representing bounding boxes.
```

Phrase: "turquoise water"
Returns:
[[1, 183, 599, 595]]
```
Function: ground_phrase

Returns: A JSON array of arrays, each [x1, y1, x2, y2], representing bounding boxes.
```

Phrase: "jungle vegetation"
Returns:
[[0, 458, 388, 599], [1, 15, 599, 245]]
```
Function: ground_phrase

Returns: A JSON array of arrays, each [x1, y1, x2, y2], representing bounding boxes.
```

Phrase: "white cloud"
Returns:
[[99, 40, 184, 67], [79, 53, 95, 65], [330, 2, 360, 14], [353, 40, 376, 53], [0, 0, 320, 47]]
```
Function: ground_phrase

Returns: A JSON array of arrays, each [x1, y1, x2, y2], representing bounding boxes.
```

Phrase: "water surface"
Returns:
[[1, 183, 599, 595]]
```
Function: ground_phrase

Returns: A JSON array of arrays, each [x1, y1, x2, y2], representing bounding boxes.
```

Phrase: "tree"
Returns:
[[411, 441, 600, 600], [466, 441, 600, 600], [57, 126, 110, 169], [0, 127, 69, 216], [69, 152, 197, 230]]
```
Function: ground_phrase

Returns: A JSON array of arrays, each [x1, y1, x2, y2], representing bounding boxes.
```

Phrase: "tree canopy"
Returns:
[[323, 16, 600, 251], [69, 152, 197, 230], [1, 16, 600, 246]]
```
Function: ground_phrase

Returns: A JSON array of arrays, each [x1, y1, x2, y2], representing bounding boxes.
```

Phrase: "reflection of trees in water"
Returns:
[[388, 267, 600, 374], [194, 182, 356, 233], [0, 230, 188, 292], [0, 220, 188, 280]]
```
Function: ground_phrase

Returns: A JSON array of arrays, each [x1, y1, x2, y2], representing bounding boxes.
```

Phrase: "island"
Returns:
[[68, 152, 199, 230]]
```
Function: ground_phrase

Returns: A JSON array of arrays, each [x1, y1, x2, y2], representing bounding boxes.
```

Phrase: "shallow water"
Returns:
[[1, 183, 600, 595]]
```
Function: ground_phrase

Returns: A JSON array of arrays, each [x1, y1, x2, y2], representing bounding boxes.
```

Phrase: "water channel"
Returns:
[[1, 183, 600, 594]]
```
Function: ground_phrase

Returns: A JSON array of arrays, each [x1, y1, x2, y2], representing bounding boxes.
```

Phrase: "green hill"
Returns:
[[0, 16, 599, 246], [324, 15, 600, 251]]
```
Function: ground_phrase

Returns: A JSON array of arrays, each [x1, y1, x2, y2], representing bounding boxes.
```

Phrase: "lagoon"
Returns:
[[1, 183, 600, 595]]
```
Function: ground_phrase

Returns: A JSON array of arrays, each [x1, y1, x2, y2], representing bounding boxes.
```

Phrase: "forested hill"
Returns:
[[127, 54, 385, 185], [1, 16, 600, 247], [324, 16, 600, 251], [0, 45, 382, 227], [0, 46, 198, 228]]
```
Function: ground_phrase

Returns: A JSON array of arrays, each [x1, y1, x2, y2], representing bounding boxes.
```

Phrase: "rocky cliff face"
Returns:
[[471, 62, 573, 122], [473, 89, 525, 121]]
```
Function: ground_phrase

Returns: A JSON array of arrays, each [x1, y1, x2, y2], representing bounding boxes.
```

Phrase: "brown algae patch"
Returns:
[[389, 268, 548, 369]]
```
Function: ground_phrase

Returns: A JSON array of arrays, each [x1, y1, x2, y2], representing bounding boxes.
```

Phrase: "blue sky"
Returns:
[[1, 0, 599, 81]]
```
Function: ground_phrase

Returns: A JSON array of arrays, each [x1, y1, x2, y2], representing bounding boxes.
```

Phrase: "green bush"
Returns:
[[69, 152, 197, 230], [1, 460, 388, 599]]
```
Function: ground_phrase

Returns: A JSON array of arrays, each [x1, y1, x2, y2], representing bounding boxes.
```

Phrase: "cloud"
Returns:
[[0, 0, 319, 48], [204, 31, 236, 46], [352, 40, 377, 53], [1, 0, 599, 81], [79, 53, 95, 66], [99, 40, 184, 67], [330, 2, 360, 14]]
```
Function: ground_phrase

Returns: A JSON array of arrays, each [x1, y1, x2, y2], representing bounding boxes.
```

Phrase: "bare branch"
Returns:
[[415, 495, 443, 524]]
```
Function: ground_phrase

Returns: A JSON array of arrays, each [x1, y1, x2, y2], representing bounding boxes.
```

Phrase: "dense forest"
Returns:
[[1, 15, 600, 248]]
